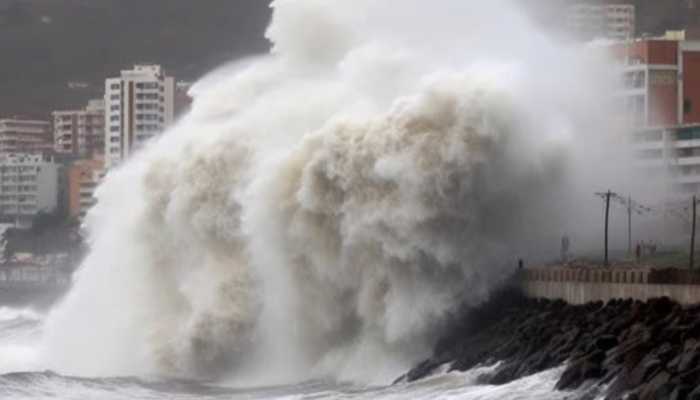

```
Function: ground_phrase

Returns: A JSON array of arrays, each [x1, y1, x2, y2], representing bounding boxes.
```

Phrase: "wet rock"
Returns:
[[679, 350, 700, 373], [404, 358, 442, 382], [649, 297, 674, 317], [403, 291, 700, 400], [688, 385, 700, 400], [628, 357, 663, 388], [656, 342, 677, 363], [556, 359, 604, 390], [685, 320, 700, 339], [487, 362, 519, 385], [670, 385, 692, 400], [638, 371, 671, 400], [597, 335, 619, 351], [679, 366, 700, 386], [678, 341, 700, 373]]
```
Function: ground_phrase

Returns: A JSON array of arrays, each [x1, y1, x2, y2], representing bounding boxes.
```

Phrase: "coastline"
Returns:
[[401, 287, 700, 400]]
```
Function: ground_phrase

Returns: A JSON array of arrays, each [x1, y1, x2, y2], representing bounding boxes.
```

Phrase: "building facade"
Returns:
[[104, 64, 175, 169], [0, 154, 59, 227], [633, 125, 700, 194], [0, 119, 52, 155], [52, 99, 105, 158], [611, 36, 700, 196], [568, 4, 635, 41], [67, 158, 104, 221], [611, 37, 700, 129]]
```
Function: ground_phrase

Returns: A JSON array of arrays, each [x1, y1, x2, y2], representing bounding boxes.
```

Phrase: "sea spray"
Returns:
[[38, 0, 646, 384]]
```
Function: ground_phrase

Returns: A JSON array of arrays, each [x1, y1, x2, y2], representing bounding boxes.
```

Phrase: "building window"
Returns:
[[110, 83, 121, 90], [110, 115, 120, 121], [677, 127, 700, 141], [685, 99, 693, 115], [110, 105, 120, 111], [110, 126, 119, 132], [136, 82, 159, 89], [624, 71, 645, 89], [110, 95, 120, 100]]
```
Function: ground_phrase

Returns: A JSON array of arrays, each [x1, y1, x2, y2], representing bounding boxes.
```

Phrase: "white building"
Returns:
[[633, 125, 700, 194], [0, 154, 59, 227], [0, 119, 52, 155], [52, 99, 105, 157], [104, 64, 175, 168], [568, 4, 635, 41]]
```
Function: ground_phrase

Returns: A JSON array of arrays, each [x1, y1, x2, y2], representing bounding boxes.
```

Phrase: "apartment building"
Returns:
[[610, 36, 700, 128], [568, 4, 635, 41], [0, 154, 59, 227], [104, 64, 175, 169], [0, 119, 52, 154], [52, 99, 105, 158], [633, 125, 700, 194], [67, 158, 104, 221], [611, 34, 700, 194]]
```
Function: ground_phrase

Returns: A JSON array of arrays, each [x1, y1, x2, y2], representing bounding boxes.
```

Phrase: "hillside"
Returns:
[[0, 0, 272, 118], [1, 0, 699, 119], [632, 0, 700, 37]]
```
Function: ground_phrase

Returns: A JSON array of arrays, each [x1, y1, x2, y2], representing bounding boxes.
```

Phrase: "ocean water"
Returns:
[[0, 307, 600, 400]]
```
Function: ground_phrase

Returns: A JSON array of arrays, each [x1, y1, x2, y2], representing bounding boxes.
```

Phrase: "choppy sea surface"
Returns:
[[0, 307, 589, 400]]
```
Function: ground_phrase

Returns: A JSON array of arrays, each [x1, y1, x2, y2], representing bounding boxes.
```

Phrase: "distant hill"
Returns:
[[632, 0, 700, 37], [0, 0, 272, 118], [2, 0, 699, 119]]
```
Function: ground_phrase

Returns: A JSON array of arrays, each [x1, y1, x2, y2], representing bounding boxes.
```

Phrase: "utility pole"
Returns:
[[627, 194, 632, 256], [691, 195, 697, 271], [595, 190, 615, 267], [604, 190, 611, 267]]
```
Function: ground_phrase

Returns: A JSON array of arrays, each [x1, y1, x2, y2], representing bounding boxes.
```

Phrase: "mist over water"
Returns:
[[27, 0, 647, 389]]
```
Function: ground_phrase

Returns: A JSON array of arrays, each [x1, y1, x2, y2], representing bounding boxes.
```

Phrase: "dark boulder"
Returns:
[[670, 384, 693, 400], [638, 371, 672, 400], [596, 335, 619, 351], [403, 291, 700, 400], [556, 358, 605, 390], [688, 385, 700, 400]]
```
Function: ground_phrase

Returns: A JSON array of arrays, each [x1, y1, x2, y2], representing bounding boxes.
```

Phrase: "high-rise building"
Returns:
[[567, 4, 635, 41], [52, 99, 105, 158], [104, 64, 175, 169], [0, 119, 52, 155], [67, 158, 104, 221], [0, 153, 59, 227]]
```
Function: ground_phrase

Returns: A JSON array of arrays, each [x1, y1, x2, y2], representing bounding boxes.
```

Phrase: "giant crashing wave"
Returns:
[[38, 0, 635, 385]]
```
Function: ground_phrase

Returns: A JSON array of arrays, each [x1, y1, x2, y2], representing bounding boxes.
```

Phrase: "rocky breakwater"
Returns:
[[401, 289, 700, 400]]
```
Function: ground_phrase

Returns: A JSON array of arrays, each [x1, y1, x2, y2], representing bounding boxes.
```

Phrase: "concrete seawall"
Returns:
[[522, 280, 700, 305], [521, 266, 700, 305]]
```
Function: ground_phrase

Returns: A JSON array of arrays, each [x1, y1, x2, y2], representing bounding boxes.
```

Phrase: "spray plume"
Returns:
[[38, 0, 645, 385]]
